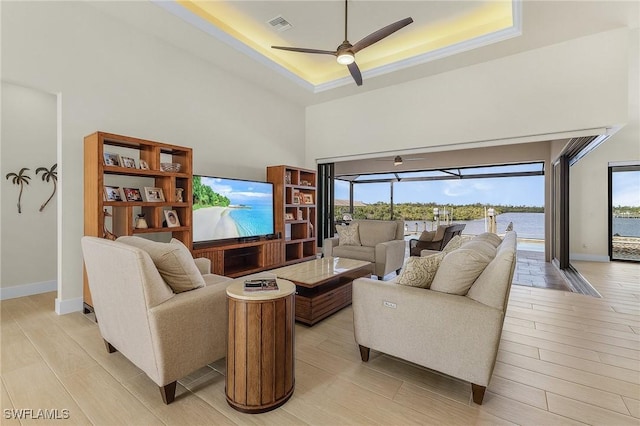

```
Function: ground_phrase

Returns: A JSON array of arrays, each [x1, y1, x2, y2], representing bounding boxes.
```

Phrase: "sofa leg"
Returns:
[[377, 276, 383, 280], [396, 268, 401, 275], [104, 340, 117, 354], [160, 382, 177, 404], [471, 383, 486, 404], [359, 345, 370, 362]]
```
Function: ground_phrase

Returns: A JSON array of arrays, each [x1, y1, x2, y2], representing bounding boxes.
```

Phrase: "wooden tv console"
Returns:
[[192, 238, 283, 277]]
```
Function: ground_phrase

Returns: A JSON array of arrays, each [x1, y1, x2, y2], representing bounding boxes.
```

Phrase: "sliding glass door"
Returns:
[[609, 164, 640, 262]]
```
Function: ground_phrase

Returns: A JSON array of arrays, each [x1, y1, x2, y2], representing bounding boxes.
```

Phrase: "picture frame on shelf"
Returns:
[[119, 155, 137, 169], [285, 171, 292, 184], [122, 187, 143, 202], [143, 187, 165, 202], [297, 209, 303, 220], [103, 152, 120, 166], [139, 159, 149, 170], [164, 210, 180, 227], [302, 193, 314, 204], [292, 195, 300, 204], [285, 213, 295, 220], [103, 185, 123, 202]]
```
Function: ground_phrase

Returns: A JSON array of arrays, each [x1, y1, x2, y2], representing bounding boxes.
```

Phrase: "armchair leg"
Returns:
[[471, 383, 486, 404], [104, 340, 117, 354], [160, 382, 177, 404], [359, 345, 370, 362], [377, 276, 383, 280]]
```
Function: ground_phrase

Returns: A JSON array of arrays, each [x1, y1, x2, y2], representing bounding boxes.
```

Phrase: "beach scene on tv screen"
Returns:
[[193, 176, 274, 242]]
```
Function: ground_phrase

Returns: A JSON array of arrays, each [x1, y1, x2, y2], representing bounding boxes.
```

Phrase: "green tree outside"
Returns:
[[336, 202, 544, 221]]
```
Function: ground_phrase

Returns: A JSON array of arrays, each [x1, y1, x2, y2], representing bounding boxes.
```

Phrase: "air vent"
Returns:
[[267, 15, 293, 32]]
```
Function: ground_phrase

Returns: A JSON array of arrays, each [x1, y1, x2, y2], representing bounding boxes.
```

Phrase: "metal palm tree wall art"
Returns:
[[36, 163, 58, 212], [5, 168, 31, 213], [5, 163, 58, 213]]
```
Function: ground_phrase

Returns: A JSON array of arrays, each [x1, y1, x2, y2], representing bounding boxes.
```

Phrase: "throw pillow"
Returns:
[[430, 248, 494, 295], [336, 223, 361, 246], [117, 236, 205, 293], [441, 235, 465, 254], [418, 230, 435, 242], [396, 253, 444, 288], [433, 225, 447, 242], [473, 232, 503, 248], [505, 222, 514, 232], [460, 240, 497, 259]]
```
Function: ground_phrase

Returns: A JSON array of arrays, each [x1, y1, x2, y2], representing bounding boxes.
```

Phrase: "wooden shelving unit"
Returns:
[[83, 131, 193, 310], [267, 165, 317, 265]]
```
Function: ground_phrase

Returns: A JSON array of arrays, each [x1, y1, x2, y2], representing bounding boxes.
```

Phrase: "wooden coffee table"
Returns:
[[270, 257, 372, 325]]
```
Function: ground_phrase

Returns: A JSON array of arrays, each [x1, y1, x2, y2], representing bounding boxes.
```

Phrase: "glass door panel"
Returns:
[[610, 166, 640, 262]]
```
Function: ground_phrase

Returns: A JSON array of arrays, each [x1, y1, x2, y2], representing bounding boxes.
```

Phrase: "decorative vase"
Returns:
[[135, 214, 148, 229]]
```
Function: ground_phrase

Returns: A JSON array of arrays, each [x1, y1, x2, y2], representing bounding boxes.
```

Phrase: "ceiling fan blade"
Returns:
[[271, 46, 337, 56], [347, 62, 363, 86], [352, 17, 414, 53]]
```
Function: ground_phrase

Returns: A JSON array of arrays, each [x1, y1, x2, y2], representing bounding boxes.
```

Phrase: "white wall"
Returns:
[[1, 83, 57, 296], [306, 28, 629, 164], [569, 28, 640, 261], [1, 1, 305, 311]]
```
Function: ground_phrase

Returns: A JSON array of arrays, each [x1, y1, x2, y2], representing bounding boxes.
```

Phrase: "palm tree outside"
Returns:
[[5, 167, 31, 213]]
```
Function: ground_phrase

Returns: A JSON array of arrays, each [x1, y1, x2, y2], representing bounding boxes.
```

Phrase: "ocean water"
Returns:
[[404, 212, 545, 239], [405, 214, 640, 239], [613, 217, 640, 237], [229, 202, 274, 237]]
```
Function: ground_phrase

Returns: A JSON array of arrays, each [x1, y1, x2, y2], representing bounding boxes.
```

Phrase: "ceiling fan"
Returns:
[[271, 0, 413, 86], [376, 155, 426, 166]]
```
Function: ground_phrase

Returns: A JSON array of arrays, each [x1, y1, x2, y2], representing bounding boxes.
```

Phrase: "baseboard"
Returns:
[[55, 297, 83, 315], [570, 253, 610, 262], [0, 280, 57, 301]]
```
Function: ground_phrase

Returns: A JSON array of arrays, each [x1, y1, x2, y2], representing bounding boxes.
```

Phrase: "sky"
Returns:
[[336, 175, 546, 207], [335, 170, 640, 207], [612, 170, 640, 207]]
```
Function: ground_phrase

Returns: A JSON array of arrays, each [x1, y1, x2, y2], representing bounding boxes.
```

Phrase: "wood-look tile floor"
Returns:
[[1, 260, 639, 425]]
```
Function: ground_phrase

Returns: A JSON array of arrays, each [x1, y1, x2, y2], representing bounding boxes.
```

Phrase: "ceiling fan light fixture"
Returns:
[[394, 156, 403, 166], [336, 52, 355, 65]]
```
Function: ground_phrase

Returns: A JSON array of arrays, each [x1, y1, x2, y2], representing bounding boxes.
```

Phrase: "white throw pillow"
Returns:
[[396, 253, 444, 288], [441, 235, 468, 254], [460, 240, 497, 259], [430, 248, 493, 295], [336, 223, 361, 246], [117, 236, 205, 293], [473, 232, 503, 248]]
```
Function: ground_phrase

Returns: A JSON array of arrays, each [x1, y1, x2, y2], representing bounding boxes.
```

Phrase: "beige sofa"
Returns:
[[323, 219, 406, 279], [352, 231, 517, 404], [81, 236, 232, 404]]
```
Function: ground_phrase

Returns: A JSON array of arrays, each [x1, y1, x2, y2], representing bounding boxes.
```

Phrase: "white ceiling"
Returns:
[[156, 0, 517, 91], [90, 1, 638, 107]]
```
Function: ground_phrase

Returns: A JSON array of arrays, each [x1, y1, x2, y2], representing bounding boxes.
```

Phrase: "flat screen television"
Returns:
[[192, 175, 275, 245]]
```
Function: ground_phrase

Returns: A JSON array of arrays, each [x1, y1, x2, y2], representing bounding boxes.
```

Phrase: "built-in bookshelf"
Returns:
[[83, 131, 193, 310], [267, 165, 317, 264]]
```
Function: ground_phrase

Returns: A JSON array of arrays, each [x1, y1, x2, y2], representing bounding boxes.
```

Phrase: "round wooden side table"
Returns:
[[225, 278, 296, 413]]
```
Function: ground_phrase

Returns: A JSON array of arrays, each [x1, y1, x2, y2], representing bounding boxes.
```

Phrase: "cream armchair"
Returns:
[[81, 236, 231, 404], [323, 219, 406, 279]]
